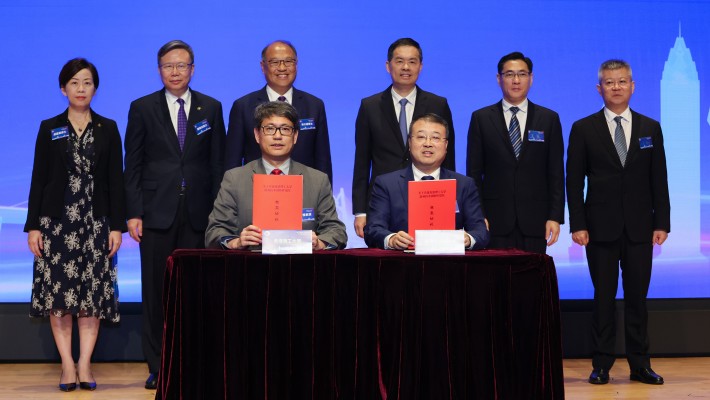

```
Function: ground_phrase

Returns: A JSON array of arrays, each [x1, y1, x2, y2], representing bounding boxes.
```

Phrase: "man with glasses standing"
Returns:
[[352, 38, 456, 238], [206, 101, 346, 250], [567, 59, 670, 385], [466, 51, 564, 254], [364, 113, 487, 250], [225, 40, 333, 182], [124, 40, 226, 389]]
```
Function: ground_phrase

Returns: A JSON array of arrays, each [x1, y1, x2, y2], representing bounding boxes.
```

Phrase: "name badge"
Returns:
[[299, 118, 316, 131], [639, 137, 653, 149], [51, 126, 69, 140], [302, 208, 315, 221], [262, 230, 312, 254], [528, 130, 544, 142], [194, 119, 211, 135]]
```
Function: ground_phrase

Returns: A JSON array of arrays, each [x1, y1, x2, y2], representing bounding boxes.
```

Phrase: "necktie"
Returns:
[[421, 175, 435, 181], [271, 168, 283, 175], [277, 96, 287, 102], [399, 98, 408, 143], [177, 98, 187, 152], [509, 106, 522, 159], [614, 116, 627, 166]]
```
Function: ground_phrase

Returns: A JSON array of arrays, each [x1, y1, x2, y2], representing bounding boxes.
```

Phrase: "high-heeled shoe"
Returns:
[[79, 372, 97, 390], [58, 371, 77, 392]]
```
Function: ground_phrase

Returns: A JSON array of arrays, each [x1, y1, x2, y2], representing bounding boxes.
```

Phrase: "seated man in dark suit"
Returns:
[[206, 101, 346, 250], [224, 40, 332, 182], [364, 113, 488, 250]]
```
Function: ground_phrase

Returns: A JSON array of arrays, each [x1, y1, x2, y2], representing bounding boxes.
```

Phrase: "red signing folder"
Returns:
[[408, 179, 456, 240], [253, 174, 303, 229]]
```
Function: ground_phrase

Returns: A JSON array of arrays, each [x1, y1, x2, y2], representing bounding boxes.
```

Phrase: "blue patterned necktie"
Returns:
[[614, 116, 627, 166], [399, 98, 408, 143], [509, 106, 522, 159], [177, 98, 187, 152], [421, 175, 434, 181]]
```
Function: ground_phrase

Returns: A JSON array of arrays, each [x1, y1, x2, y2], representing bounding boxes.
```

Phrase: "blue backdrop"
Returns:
[[2, 1, 709, 301]]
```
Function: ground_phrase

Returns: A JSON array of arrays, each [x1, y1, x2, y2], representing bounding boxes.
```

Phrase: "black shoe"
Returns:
[[58, 371, 77, 392], [588, 368, 610, 384], [145, 372, 158, 390], [630, 367, 664, 385], [79, 381, 97, 390]]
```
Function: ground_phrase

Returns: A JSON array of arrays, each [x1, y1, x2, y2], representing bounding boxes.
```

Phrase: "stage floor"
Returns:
[[0, 358, 708, 399]]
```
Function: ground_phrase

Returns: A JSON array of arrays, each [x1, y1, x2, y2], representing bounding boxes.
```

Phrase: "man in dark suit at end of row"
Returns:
[[466, 51, 564, 254], [352, 38, 456, 238], [124, 40, 226, 390], [567, 59, 670, 386], [225, 40, 333, 182]]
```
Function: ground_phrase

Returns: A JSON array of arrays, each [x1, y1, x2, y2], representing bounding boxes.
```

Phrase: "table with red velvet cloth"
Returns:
[[156, 248, 564, 400]]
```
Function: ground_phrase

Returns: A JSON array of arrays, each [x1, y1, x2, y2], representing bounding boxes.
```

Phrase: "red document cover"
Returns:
[[408, 179, 456, 240], [253, 174, 303, 229]]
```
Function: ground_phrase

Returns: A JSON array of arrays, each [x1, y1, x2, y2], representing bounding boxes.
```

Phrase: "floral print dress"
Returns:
[[30, 123, 119, 322]]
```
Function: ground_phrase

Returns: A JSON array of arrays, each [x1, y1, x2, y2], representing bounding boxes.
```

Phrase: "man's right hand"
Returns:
[[388, 231, 414, 250], [354, 216, 366, 238], [571, 230, 589, 246], [128, 218, 143, 243]]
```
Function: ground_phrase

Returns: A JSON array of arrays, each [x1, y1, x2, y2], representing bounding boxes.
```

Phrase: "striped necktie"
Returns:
[[614, 116, 627, 166], [509, 106, 522, 159]]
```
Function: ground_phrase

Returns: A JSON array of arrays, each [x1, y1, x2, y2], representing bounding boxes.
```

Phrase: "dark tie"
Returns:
[[399, 98, 408, 143], [614, 116, 627, 166], [177, 98, 187, 152], [421, 175, 435, 181], [271, 168, 283, 175], [277, 96, 287, 102], [509, 106, 522, 159]]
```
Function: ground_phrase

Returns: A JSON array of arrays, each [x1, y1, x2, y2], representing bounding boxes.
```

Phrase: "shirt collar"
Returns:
[[412, 165, 440, 181], [265, 86, 294, 104], [165, 88, 191, 105], [391, 86, 418, 104], [502, 98, 528, 114], [262, 158, 292, 175], [604, 106, 631, 123]]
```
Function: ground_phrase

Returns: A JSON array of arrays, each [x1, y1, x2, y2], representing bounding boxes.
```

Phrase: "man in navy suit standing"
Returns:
[[225, 40, 332, 182], [364, 113, 488, 250], [352, 38, 456, 238], [567, 59, 670, 386], [466, 52, 564, 254], [124, 40, 226, 390]]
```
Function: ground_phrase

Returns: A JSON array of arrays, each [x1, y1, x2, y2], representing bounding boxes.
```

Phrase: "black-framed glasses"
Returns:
[[261, 125, 296, 136], [160, 63, 193, 72], [266, 58, 297, 68], [501, 71, 531, 80]]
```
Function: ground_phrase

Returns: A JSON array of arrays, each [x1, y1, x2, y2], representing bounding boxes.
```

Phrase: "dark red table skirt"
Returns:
[[156, 249, 564, 400]]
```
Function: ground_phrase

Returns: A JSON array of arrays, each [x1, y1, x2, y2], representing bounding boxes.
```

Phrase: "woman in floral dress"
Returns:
[[24, 58, 126, 392]]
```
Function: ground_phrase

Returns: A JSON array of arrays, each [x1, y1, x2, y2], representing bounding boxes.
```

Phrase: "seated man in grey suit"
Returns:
[[364, 113, 489, 250], [206, 101, 347, 250]]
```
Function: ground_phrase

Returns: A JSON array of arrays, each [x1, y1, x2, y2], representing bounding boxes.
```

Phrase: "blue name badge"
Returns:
[[194, 119, 211, 135], [639, 137, 653, 149], [528, 130, 545, 142], [302, 208, 315, 221], [51, 126, 69, 140], [299, 118, 316, 131]]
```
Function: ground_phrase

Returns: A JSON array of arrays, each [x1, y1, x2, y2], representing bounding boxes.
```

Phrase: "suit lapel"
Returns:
[[185, 90, 205, 154], [591, 109, 623, 168], [490, 101, 517, 159], [380, 87, 406, 150], [398, 167, 414, 215], [626, 110, 641, 165], [519, 101, 536, 158], [156, 89, 182, 155]]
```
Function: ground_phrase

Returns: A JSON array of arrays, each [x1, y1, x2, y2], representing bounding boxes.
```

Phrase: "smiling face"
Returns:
[[159, 48, 194, 97], [386, 45, 422, 96], [597, 67, 635, 114], [408, 119, 448, 174], [497, 59, 533, 105], [254, 115, 299, 166], [260, 42, 298, 95], [61, 68, 95, 109]]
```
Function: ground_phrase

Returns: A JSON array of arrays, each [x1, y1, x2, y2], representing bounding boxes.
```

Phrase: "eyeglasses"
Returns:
[[261, 125, 296, 136], [601, 78, 632, 88], [160, 63, 193, 72], [501, 71, 531, 80], [410, 134, 446, 144], [266, 58, 297, 68], [391, 58, 421, 67]]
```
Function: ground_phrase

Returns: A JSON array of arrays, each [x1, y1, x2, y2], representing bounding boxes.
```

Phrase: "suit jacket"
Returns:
[[205, 159, 347, 249], [224, 86, 333, 181], [124, 88, 225, 231], [25, 109, 127, 233], [363, 166, 489, 250], [566, 109, 670, 242], [352, 85, 456, 214], [466, 100, 565, 237]]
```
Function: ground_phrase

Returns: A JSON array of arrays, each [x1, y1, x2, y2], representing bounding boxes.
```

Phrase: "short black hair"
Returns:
[[254, 101, 300, 129], [261, 40, 298, 61], [387, 38, 423, 62], [157, 40, 194, 65], [409, 113, 449, 138], [497, 51, 533, 74], [59, 58, 99, 89]]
